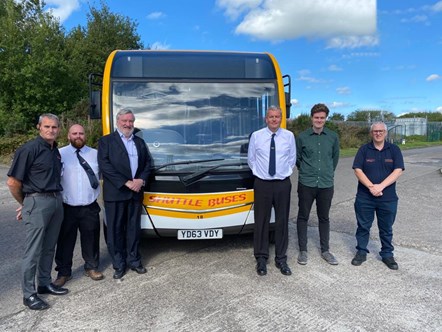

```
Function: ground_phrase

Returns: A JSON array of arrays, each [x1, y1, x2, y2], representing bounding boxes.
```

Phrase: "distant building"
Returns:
[[394, 118, 427, 136]]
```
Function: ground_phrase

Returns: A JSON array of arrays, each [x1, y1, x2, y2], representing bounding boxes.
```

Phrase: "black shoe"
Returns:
[[382, 257, 399, 270], [131, 265, 147, 274], [256, 260, 267, 276], [275, 262, 292, 276], [37, 283, 69, 296], [351, 252, 367, 266], [23, 294, 49, 310], [113, 269, 126, 279]]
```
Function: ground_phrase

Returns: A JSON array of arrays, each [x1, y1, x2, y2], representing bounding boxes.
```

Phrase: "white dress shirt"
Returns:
[[248, 127, 296, 180], [59, 144, 100, 206], [117, 129, 138, 178]]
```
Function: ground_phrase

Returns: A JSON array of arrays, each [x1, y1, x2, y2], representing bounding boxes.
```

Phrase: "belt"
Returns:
[[257, 177, 288, 182], [63, 201, 97, 208], [25, 192, 60, 198]]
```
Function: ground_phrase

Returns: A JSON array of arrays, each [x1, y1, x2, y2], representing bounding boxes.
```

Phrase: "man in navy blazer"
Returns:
[[98, 108, 151, 279]]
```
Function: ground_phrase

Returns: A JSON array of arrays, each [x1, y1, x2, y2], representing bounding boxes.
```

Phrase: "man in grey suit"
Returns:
[[98, 108, 151, 279]]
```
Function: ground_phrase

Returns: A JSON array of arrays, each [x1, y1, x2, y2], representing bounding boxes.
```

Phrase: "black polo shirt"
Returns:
[[7, 135, 63, 194], [352, 141, 404, 201]]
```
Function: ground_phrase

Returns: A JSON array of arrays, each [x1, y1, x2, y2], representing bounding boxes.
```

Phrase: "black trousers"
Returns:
[[104, 198, 142, 271], [253, 177, 291, 264], [296, 183, 334, 253], [55, 201, 101, 277]]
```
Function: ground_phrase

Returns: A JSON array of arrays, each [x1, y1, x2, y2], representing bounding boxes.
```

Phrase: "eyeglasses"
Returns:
[[372, 130, 385, 134]]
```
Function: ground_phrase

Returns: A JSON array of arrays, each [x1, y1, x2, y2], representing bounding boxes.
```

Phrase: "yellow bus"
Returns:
[[90, 50, 291, 240]]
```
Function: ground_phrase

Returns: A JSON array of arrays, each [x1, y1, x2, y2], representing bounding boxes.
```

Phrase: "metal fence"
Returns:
[[330, 120, 442, 144]]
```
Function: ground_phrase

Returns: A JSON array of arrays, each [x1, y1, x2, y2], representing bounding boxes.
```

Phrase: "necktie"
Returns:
[[76, 149, 99, 189], [269, 133, 276, 176]]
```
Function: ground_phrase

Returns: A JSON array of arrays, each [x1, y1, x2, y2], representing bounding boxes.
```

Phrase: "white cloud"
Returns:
[[432, 1, 442, 12], [328, 64, 342, 72], [147, 12, 166, 20], [326, 35, 379, 49], [426, 74, 441, 81], [44, 0, 80, 23], [436, 106, 442, 112], [150, 41, 170, 50], [400, 15, 429, 24], [290, 99, 299, 106], [336, 87, 351, 95], [298, 69, 311, 76], [329, 101, 347, 108], [216, 0, 262, 20], [217, 0, 376, 48], [297, 76, 324, 84], [342, 52, 380, 59]]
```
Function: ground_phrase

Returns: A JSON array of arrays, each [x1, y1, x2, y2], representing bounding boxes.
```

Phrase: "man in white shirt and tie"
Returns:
[[247, 106, 296, 276], [54, 124, 104, 286]]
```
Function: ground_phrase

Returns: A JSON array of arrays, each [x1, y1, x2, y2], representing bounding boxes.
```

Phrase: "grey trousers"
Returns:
[[21, 194, 63, 298]]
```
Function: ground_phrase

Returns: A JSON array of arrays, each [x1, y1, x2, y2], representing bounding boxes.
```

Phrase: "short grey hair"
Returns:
[[266, 105, 282, 115], [370, 121, 387, 132], [116, 108, 135, 120], [38, 113, 60, 126]]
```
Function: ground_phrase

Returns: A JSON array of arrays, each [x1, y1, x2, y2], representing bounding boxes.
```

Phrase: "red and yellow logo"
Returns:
[[144, 190, 254, 219]]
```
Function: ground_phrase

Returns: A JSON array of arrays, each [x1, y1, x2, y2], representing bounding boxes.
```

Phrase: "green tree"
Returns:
[[347, 109, 396, 122], [287, 114, 311, 136], [329, 112, 345, 121], [0, 0, 144, 137], [0, 0, 70, 135], [398, 111, 442, 122], [65, 2, 144, 100]]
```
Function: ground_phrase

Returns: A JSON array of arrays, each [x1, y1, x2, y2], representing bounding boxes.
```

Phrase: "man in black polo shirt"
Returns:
[[7, 113, 68, 311], [351, 121, 404, 270]]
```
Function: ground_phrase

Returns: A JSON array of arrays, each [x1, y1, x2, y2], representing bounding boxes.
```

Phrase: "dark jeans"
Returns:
[[253, 177, 291, 264], [354, 196, 398, 258], [55, 201, 101, 277], [296, 183, 334, 253]]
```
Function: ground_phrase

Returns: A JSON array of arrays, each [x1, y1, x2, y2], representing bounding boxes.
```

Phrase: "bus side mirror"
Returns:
[[285, 92, 291, 118], [90, 90, 102, 119]]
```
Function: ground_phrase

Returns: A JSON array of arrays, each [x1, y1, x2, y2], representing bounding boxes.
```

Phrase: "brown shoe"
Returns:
[[53, 275, 72, 287], [84, 269, 104, 281]]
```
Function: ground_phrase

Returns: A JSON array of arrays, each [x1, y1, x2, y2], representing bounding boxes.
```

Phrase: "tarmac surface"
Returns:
[[0, 146, 441, 331]]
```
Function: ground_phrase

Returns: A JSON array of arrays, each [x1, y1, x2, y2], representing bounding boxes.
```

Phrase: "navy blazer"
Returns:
[[98, 131, 151, 202]]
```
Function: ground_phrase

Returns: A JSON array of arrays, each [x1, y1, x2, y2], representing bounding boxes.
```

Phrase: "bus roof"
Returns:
[[110, 50, 278, 80]]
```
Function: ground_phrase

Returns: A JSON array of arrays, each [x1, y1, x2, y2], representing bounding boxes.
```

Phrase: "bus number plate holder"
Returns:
[[178, 229, 223, 240]]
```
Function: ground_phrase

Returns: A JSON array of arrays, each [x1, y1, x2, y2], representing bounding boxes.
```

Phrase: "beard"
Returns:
[[119, 126, 134, 138], [70, 138, 85, 149]]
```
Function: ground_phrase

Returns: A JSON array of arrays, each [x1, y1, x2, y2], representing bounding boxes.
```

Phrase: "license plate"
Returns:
[[177, 229, 223, 240]]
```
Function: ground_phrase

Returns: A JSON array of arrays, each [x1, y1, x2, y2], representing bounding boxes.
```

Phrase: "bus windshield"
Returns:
[[112, 81, 278, 171]]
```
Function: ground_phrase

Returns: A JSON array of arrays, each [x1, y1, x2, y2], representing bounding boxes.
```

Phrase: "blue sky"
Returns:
[[44, 0, 442, 119]]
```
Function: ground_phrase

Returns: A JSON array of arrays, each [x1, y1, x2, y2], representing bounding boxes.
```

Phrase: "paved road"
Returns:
[[0, 146, 441, 331]]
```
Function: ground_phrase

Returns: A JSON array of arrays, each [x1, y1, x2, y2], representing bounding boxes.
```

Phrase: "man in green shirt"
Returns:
[[296, 103, 340, 265]]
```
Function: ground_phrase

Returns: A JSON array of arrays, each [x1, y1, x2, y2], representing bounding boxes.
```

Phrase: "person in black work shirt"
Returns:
[[7, 113, 68, 311]]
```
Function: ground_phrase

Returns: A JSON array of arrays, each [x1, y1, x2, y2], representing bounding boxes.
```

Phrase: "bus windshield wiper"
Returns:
[[152, 158, 225, 172], [181, 162, 249, 186]]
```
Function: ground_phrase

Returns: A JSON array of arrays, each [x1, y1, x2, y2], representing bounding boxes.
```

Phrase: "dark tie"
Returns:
[[76, 149, 99, 189], [269, 133, 276, 176]]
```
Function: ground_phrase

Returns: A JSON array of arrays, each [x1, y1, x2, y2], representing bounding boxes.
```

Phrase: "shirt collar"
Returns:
[[69, 144, 88, 153], [369, 140, 389, 150], [308, 127, 328, 136], [37, 135, 58, 148], [266, 127, 280, 136]]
